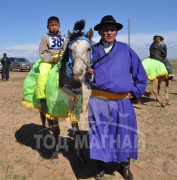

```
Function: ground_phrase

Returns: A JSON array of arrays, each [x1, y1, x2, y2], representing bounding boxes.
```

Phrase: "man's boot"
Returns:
[[40, 99, 48, 113], [95, 160, 105, 180], [119, 159, 133, 180]]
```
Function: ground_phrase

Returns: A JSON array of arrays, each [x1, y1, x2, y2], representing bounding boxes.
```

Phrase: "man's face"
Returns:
[[99, 25, 117, 44]]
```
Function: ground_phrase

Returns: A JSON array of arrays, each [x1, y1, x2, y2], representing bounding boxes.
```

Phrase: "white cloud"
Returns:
[[93, 31, 177, 60], [0, 44, 39, 62], [1, 31, 177, 62]]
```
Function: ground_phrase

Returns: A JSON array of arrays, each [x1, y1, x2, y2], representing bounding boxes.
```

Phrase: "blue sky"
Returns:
[[0, 0, 177, 61]]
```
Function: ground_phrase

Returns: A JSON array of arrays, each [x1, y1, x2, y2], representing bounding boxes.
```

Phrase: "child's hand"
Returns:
[[53, 57, 59, 63], [58, 50, 63, 61]]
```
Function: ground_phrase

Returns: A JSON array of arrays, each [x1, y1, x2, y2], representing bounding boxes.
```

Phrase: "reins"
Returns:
[[74, 56, 91, 69]]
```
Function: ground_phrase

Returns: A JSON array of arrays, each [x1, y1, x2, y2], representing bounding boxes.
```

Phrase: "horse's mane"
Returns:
[[61, 45, 69, 62], [69, 19, 86, 40], [61, 19, 86, 62], [74, 20, 85, 31], [59, 19, 93, 91]]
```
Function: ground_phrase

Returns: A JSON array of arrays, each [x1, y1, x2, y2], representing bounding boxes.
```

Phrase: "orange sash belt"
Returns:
[[91, 89, 129, 100]]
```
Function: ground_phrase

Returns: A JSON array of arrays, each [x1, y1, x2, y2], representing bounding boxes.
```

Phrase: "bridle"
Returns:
[[73, 56, 91, 70], [65, 36, 93, 78]]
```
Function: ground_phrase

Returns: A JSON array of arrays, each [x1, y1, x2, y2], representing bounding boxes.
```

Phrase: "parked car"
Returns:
[[9, 57, 32, 71], [0, 64, 2, 72], [0, 58, 2, 72]]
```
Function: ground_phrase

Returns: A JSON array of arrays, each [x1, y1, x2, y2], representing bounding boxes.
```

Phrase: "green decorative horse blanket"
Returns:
[[142, 58, 168, 80], [22, 59, 83, 122]]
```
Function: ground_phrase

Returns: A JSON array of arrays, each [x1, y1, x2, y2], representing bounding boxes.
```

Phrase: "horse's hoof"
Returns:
[[51, 151, 58, 164], [50, 158, 59, 165], [161, 104, 166, 107]]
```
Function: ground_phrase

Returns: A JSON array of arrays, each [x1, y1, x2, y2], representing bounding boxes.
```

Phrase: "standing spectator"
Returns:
[[86, 15, 147, 180], [1, 53, 11, 81], [149, 35, 174, 79]]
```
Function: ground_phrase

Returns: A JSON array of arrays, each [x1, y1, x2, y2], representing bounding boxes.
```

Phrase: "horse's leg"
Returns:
[[152, 78, 165, 107], [135, 90, 152, 104], [165, 79, 170, 105], [158, 80, 161, 95], [40, 112, 47, 137], [47, 118, 60, 164], [71, 122, 88, 165]]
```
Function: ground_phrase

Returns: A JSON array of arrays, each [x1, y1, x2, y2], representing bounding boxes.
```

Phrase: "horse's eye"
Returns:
[[88, 48, 91, 51]]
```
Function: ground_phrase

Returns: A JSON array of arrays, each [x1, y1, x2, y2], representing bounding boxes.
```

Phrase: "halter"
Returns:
[[66, 36, 93, 78]]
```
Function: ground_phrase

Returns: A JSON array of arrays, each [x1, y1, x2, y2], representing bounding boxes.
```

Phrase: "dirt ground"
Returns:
[[0, 62, 177, 180]]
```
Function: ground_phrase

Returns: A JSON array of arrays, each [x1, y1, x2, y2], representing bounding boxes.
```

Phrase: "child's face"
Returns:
[[155, 37, 161, 43], [48, 20, 60, 35]]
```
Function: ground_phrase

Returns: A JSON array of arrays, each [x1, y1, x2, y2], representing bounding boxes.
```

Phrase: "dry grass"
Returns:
[[0, 62, 177, 180]]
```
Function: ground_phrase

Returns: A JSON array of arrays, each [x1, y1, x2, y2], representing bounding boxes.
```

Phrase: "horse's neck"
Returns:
[[59, 60, 82, 95]]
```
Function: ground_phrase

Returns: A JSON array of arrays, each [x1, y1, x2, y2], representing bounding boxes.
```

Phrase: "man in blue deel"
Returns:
[[87, 15, 147, 180]]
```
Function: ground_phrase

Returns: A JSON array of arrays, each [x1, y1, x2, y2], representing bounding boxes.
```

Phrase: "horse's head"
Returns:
[[67, 20, 94, 81]]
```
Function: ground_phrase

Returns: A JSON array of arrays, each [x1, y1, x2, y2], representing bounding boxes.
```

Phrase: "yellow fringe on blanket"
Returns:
[[147, 72, 168, 81], [21, 100, 79, 123]]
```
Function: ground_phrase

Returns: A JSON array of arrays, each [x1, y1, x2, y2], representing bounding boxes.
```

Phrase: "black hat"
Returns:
[[153, 35, 163, 40], [94, 15, 123, 31], [159, 36, 164, 41]]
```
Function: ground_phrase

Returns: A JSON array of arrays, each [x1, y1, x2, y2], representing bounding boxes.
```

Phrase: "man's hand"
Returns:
[[86, 68, 94, 75], [128, 92, 134, 99], [85, 68, 94, 83]]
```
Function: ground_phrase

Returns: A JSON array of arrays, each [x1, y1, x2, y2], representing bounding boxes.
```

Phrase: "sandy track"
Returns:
[[0, 64, 177, 180]]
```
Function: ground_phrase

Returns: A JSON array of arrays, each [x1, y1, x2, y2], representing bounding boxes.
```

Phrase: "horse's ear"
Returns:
[[68, 30, 72, 38], [86, 28, 94, 40], [68, 30, 75, 41]]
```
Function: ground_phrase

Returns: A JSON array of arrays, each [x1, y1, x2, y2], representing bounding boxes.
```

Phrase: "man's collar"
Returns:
[[102, 41, 114, 48]]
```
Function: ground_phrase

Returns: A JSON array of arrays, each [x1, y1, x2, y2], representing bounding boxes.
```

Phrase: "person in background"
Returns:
[[1, 53, 11, 81], [149, 35, 174, 80], [159, 36, 167, 58], [36, 16, 68, 113], [86, 15, 147, 180]]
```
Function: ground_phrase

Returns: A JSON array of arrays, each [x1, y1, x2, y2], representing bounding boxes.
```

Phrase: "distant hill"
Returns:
[[168, 58, 177, 61]]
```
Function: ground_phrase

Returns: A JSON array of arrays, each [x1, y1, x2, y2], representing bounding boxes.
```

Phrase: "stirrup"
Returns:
[[40, 99, 48, 113]]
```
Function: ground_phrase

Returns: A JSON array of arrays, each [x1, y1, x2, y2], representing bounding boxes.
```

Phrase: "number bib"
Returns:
[[49, 36, 65, 50]]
